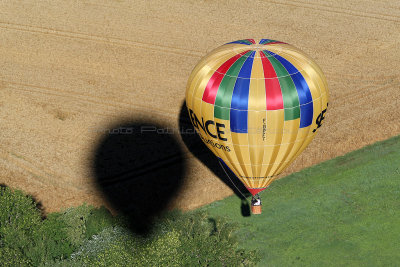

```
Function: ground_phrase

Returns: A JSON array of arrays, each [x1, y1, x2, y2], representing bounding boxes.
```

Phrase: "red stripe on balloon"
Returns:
[[247, 39, 256, 44], [263, 41, 287, 45], [202, 50, 250, 104], [259, 51, 284, 110]]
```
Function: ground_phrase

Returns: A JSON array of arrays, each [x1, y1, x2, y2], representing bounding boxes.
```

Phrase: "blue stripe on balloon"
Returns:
[[259, 39, 272, 44], [230, 51, 255, 133], [266, 50, 314, 128]]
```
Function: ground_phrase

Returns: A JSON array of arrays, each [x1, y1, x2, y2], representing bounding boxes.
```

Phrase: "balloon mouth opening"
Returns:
[[247, 187, 267, 196]]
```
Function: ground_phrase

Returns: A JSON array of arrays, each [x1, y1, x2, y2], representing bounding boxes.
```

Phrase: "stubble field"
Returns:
[[0, 0, 399, 212]]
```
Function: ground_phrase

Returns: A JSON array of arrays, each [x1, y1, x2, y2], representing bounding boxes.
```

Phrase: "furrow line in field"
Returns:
[[281, 0, 400, 20], [2, 80, 178, 120], [334, 81, 398, 102], [0, 21, 205, 57], [0, 146, 81, 191], [261, 0, 400, 23]]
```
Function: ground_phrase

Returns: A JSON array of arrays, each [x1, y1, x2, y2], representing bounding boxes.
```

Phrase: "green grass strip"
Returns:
[[198, 135, 400, 266]]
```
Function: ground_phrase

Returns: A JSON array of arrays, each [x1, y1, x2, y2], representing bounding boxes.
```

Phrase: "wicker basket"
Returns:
[[251, 205, 262, 215]]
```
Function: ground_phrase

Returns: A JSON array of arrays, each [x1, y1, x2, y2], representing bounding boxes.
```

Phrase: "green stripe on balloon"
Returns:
[[214, 51, 252, 120], [262, 51, 300, 121]]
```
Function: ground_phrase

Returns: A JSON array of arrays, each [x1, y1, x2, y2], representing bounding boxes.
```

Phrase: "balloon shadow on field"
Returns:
[[92, 119, 186, 236], [178, 101, 251, 217]]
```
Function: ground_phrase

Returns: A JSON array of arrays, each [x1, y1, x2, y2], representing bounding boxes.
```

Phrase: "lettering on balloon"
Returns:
[[262, 118, 266, 141], [199, 134, 231, 152], [188, 108, 231, 152], [313, 103, 328, 133], [188, 109, 228, 141]]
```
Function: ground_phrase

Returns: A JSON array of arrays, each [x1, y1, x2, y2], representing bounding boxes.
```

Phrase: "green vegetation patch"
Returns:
[[0, 187, 258, 266]]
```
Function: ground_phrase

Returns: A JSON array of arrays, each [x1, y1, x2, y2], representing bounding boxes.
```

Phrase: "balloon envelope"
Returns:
[[186, 39, 329, 196]]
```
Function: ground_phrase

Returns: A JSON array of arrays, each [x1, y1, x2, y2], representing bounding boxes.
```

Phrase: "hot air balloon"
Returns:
[[186, 39, 328, 214]]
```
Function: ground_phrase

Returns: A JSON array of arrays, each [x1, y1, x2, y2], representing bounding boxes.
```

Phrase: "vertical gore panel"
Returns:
[[230, 51, 255, 133], [259, 51, 284, 110], [263, 50, 300, 121], [267, 51, 313, 127], [202, 50, 250, 104], [214, 51, 252, 120]]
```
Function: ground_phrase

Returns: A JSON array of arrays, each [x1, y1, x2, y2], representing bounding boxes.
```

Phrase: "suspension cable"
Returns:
[[218, 160, 248, 200]]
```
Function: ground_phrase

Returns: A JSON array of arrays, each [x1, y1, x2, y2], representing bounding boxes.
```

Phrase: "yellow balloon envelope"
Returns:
[[186, 39, 328, 197]]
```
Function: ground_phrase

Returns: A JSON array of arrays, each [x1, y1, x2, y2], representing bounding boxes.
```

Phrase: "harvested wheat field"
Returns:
[[0, 0, 399, 213]]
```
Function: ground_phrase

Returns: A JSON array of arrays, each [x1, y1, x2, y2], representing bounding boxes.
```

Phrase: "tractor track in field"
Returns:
[[1, 79, 179, 121]]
